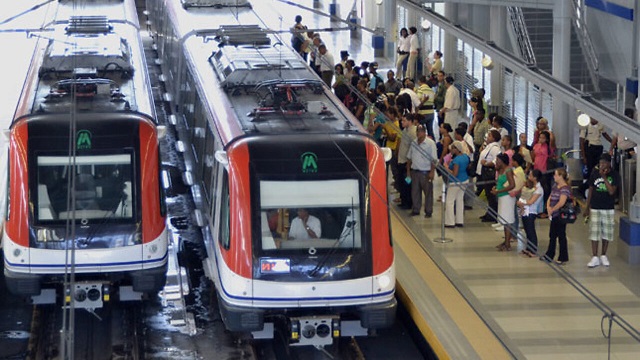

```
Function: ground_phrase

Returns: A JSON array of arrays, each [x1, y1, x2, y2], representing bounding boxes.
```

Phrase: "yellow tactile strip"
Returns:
[[392, 214, 513, 360]]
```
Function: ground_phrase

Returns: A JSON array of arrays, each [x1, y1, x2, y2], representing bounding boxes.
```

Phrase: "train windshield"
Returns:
[[35, 154, 134, 222], [258, 179, 362, 251]]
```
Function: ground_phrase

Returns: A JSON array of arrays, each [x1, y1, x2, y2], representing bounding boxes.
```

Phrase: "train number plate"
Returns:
[[260, 258, 291, 274]]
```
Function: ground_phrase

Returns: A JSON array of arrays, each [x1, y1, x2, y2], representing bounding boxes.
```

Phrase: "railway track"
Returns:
[[23, 303, 144, 360]]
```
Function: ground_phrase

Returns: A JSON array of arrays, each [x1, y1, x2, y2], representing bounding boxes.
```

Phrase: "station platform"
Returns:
[[392, 176, 640, 359]]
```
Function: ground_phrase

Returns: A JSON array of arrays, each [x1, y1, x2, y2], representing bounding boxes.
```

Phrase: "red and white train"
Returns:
[[3, 0, 167, 308], [146, 0, 396, 346]]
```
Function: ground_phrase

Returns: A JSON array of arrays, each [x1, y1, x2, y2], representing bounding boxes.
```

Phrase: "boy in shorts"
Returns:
[[583, 153, 620, 267]]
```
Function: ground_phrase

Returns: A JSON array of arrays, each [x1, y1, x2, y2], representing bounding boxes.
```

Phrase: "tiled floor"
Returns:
[[395, 175, 640, 359]]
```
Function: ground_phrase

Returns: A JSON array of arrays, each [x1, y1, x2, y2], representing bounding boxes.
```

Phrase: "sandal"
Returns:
[[520, 250, 535, 258], [497, 243, 511, 251]]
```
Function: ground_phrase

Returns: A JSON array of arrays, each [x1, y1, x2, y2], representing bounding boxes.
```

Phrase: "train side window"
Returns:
[[192, 97, 206, 169], [219, 171, 230, 250], [5, 158, 9, 221], [158, 155, 166, 217], [201, 122, 216, 207], [181, 71, 195, 128]]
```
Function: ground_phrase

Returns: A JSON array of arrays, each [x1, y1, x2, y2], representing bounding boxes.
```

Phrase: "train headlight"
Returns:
[[377, 274, 391, 290]]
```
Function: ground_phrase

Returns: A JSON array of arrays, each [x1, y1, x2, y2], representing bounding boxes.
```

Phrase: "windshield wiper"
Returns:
[[307, 214, 358, 278]]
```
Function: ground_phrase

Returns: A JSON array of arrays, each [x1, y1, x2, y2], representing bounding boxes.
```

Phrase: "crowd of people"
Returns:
[[291, 15, 629, 269]]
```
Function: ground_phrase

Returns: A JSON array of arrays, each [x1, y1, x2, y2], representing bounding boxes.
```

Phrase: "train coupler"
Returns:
[[289, 316, 340, 347]]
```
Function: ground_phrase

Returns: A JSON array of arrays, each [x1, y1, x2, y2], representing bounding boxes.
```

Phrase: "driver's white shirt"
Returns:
[[289, 216, 322, 239]]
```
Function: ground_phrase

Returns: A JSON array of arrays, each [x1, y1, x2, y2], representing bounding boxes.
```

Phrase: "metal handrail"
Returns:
[[570, 0, 600, 93], [506, 6, 536, 66]]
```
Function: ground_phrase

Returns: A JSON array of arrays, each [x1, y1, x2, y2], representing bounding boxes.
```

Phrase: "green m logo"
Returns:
[[301, 152, 318, 173], [77, 130, 92, 150]]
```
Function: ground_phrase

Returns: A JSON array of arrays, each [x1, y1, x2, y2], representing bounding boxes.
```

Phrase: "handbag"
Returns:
[[546, 156, 557, 172], [481, 165, 496, 181], [479, 144, 496, 181], [558, 199, 577, 224], [466, 159, 477, 177]]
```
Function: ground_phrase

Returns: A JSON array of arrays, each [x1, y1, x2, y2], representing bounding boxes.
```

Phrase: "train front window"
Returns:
[[259, 179, 362, 251], [35, 154, 134, 222]]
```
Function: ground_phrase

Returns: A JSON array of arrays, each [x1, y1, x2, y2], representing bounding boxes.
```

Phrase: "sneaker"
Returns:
[[587, 256, 600, 268], [491, 223, 502, 228], [600, 255, 610, 267], [493, 225, 504, 231]]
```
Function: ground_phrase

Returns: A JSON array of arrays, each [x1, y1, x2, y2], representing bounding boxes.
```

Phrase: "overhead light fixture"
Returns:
[[577, 113, 590, 126], [482, 56, 493, 70], [421, 19, 431, 30], [375, 0, 383, 5]]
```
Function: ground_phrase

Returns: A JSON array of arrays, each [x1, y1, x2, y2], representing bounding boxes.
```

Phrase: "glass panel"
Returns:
[[36, 154, 133, 221], [259, 179, 361, 251], [220, 173, 230, 250], [397, 6, 407, 33], [201, 121, 215, 205], [503, 69, 514, 123], [527, 84, 542, 141]]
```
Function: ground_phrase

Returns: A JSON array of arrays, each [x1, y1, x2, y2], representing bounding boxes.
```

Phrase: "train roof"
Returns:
[[16, 1, 154, 120], [165, 0, 257, 40], [178, 21, 364, 137]]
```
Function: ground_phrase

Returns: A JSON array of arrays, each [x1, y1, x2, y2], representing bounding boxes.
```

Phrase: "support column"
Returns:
[[329, 0, 339, 17], [633, 0, 640, 223], [443, 2, 458, 76], [383, 0, 397, 60], [618, 0, 640, 263], [488, 5, 507, 110], [372, 0, 385, 58], [551, 0, 572, 150]]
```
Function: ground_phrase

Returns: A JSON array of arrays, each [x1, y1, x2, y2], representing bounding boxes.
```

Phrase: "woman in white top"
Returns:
[[518, 169, 544, 257], [406, 27, 419, 81], [396, 28, 410, 80], [477, 129, 502, 222]]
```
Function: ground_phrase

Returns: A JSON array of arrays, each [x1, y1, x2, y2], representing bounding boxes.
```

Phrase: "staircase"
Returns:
[[518, 7, 600, 94]]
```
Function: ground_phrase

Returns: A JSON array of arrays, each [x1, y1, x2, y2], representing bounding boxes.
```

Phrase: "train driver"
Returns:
[[288, 208, 322, 240]]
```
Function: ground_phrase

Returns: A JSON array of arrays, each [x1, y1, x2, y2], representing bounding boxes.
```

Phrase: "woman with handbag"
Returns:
[[476, 130, 502, 222], [542, 168, 572, 265], [531, 131, 553, 218]]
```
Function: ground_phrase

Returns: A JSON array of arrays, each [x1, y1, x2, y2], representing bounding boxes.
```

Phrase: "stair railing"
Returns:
[[570, 0, 600, 93], [506, 6, 536, 66]]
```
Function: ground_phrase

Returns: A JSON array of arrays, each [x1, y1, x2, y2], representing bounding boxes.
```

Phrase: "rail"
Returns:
[[506, 6, 536, 66], [570, 0, 600, 93]]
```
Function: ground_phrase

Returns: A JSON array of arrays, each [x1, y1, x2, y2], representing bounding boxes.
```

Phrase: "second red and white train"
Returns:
[[146, 0, 396, 347]]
